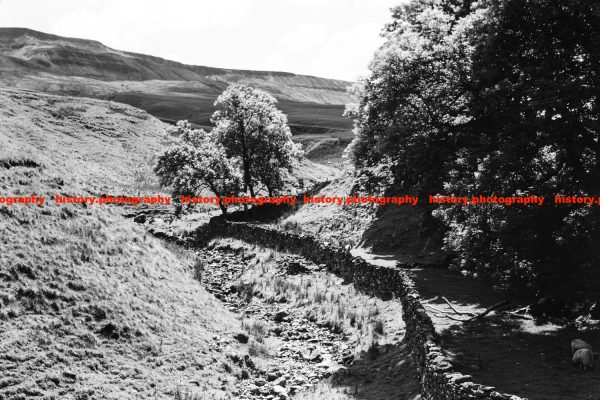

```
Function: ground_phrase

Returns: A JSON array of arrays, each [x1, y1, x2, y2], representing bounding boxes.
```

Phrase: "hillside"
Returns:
[[0, 28, 354, 149], [0, 88, 340, 399], [279, 170, 446, 265], [0, 28, 349, 101]]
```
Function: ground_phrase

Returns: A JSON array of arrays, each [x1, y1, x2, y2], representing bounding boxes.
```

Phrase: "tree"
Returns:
[[211, 85, 300, 197], [347, 1, 481, 206], [350, 0, 600, 314], [437, 0, 600, 313], [154, 121, 241, 215], [384, 0, 477, 35]]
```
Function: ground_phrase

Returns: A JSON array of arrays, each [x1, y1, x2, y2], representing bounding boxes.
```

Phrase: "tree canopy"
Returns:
[[155, 85, 300, 214], [154, 121, 241, 215], [348, 0, 600, 314], [211, 85, 301, 197]]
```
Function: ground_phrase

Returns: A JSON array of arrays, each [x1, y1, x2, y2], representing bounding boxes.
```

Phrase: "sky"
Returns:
[[0, 0, 404, 81]]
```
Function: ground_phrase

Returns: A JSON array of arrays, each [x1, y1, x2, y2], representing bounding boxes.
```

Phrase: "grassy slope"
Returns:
[[0, 89, 247, 399], [280, 170, 446, 265], [0, 74, 354, 163], [0, 28, 351, 103], [0, 28, 355, 163], [280, 172, 371, 247], [108, 92, 352, 134]]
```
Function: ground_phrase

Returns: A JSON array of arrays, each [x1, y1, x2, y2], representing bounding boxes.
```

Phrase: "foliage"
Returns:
[[348, 0, 600, 314], [346, 2, 481, 196], [154, 121, 241, 214], [211, 85, 301, 196], [155, 85, 302, 214], [438, 0, 600, 313]]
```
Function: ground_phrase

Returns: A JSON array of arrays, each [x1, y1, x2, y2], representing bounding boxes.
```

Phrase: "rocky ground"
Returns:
[[199, 251, 348, 400], [190, 238, 418, 400]]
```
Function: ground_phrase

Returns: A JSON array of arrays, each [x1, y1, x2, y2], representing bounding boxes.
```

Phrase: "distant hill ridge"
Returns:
[[0, 27, 350, 97], [0, 27, 354, 152]]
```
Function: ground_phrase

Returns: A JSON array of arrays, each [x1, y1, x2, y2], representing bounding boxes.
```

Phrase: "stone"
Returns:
[[272, 385, 288, 398], [98, 321, 120, 339], [247, 384, 260, 395], [271, 327, 283, 336], [254, 378, 267, 387], [233, 332, 249, 344], [266, 372, 279, 381], [274, 310, 289, 322], [447, 373, 472, 384], [273, 376, 287, 387], [61, 371, 77, 383], [288, 385, 302, 395], [244, 354, 256, 369], [227, 351, 240, 363]]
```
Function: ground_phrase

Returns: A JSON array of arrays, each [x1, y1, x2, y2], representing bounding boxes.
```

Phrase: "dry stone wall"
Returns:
[[192, 218, 525, 400]]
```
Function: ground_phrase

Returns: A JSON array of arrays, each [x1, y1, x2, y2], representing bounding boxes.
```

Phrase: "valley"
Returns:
[[2, 6, 599, 397], [0, 28, 354, 163], [0, 87, 419, 400], [3, 84, 600, 400]]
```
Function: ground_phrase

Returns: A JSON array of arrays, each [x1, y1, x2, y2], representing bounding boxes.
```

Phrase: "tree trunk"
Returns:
[[207, 180, 228, 216], [236, 117, 255, 196], [218, 203, 228, 216]]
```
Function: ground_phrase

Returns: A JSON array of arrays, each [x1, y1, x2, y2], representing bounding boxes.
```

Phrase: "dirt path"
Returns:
[[354, 249, 600, 400]]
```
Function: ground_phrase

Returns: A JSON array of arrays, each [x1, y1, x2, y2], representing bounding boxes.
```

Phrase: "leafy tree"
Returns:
[[347, 2, 482, 202], [384, 0, 477, 35], [154, 121, 241, 215], [349, 0, 600, 314], [211, 85, 300, 196], [437, 0, 600, 313]]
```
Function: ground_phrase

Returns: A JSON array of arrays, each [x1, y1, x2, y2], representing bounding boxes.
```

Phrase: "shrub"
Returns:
[[51, 104, 86, 118]]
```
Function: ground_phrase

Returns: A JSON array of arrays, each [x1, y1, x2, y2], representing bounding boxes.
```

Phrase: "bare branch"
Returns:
[[441, 297, 476, 316]]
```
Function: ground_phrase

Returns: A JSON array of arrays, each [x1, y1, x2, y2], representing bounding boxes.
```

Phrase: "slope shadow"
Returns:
[[404, 264, 600, 399], [406, 266, 526, 310], [359, 205, 447, 266], [440, 316, 600, 400], [328, 339, 421, 400], [363, 248, 600, 400]]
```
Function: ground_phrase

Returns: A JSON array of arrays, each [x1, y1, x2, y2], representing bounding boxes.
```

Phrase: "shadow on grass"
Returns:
[[402, 264, 600, 399], [359, 206, 446, 266], [440, 315, 600, 400], [327, 339, 421, 400], [361, 246, 600, 399], [407, 266, 524, 309]]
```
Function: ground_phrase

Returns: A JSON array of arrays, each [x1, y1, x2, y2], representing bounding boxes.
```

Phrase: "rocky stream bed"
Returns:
[[189, 239, 407, 400]]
